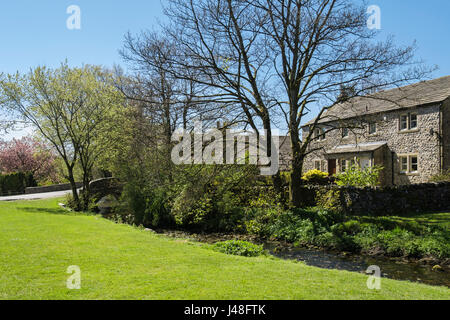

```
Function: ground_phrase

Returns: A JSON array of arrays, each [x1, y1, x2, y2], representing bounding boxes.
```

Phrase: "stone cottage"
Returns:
[[302, 76, 450, 186]]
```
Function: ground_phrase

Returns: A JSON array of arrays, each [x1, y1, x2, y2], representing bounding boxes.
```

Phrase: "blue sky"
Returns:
[[0, 1, 165, 74], [0, 1, 449, 76], [1, 1, 450, 138]]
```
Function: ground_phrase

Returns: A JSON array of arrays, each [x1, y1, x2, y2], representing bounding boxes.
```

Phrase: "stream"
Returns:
[[263, 241, 450, 288]]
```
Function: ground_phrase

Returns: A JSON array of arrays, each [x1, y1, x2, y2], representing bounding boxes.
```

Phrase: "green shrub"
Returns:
[[212, 240, 265, 257], [268, 211, 316, 243], [119, 183, 173, 228], [430, 169, 450, 183], [302, 169, 329, 185], [64, 192, 98, 213], [335, 164, 383, 188], [64, 193, 78, 211], [244, 207, 282, 237], [331, 220, 362, 236], [247, 206, 449, 259], [353, 225, 450, 259], [315, 189, 345, 213], [169, 165, 268, 232]]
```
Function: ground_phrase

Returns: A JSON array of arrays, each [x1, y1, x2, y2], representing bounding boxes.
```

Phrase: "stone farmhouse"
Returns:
[[301, 76, 450, 186]]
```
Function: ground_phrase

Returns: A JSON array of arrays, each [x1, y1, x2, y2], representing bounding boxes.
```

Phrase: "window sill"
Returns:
[[399, 172, 420, 176], [399, 128, 419, 134]]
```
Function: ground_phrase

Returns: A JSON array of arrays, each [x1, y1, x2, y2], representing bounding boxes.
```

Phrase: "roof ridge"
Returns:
[[370, 75, 450, 96], [304, 75, 450, 127]]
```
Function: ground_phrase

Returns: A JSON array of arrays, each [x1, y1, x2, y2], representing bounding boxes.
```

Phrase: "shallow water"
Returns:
[[263, 242, 450, 288]]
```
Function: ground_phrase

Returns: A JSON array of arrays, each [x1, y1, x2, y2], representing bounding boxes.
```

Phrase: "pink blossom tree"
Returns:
[[0, 136, 59, 183]]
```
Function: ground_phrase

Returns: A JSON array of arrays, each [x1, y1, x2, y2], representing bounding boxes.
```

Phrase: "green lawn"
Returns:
[[402, 212, 450, 229], [0, 198, 449, 300], [358, 212, 450, 229]]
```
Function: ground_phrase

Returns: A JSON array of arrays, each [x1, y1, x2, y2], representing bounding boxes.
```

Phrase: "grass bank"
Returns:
[[0, 198, 448, 300]]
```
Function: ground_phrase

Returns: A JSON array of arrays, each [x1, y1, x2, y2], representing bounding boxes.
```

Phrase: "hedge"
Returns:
[[0, 172, 37, 196]]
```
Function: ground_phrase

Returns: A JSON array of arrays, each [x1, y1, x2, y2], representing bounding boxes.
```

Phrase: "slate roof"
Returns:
[[325, 141, 387, 155], [306, 76, 450, 126]]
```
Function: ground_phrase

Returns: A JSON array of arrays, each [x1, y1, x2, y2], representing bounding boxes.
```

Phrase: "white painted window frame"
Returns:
[[398, 154, 419, 174]]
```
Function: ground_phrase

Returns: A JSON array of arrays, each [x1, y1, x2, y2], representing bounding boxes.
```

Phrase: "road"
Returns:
[[0, 190, 72, 201]]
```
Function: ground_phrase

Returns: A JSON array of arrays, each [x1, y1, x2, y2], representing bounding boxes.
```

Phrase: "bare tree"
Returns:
[[157, 0, 432, 206]]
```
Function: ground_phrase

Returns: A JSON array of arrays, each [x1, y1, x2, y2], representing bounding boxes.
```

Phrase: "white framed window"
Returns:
[[314, 160, 321, 171], [399, 154, 419, 174], [410, 114, 418, 129], [399, 156, 408, 173], [400, 115, 408, 130], [340, 159, 347, 172], [410, 155, 418, 173], [369, 122, 377, 135], [399, 113, 418, 131], [314, 160, 326, 171], [314, 127, 326, 141]]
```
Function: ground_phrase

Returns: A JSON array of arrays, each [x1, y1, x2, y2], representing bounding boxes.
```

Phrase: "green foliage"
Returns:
[[430, 169, 450, 183], [243, 205, 449, 260], [315, 189, 345, 212], [0, 172, 36, 195], [119, 182, 173, 228], [213, 240, 265, 257], [269, 211, 316, 243], [64, 192, 98, 213], [336, 164, 383, 188], [279, 171, 291, 185], [264, 208, 346, 246], [302, 169, 329, 185], [353, 225, 450, 259], [244, 207, 283, 237], [169, 165, 261, 232], [0, 63, 125, 211]]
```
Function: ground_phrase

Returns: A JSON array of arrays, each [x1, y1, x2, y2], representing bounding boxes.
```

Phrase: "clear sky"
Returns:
[[1, 1, 450, 138]]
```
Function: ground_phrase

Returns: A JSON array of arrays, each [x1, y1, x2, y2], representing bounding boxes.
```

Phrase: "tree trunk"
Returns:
[[260, 114, 283, 190], [67, 167, 80, 211], [289, 134, 304, 208], [289, 157, 304, 208], [81, 172, 90, 211]]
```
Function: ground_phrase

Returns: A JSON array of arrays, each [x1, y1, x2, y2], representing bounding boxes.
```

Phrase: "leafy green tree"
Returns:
[[0, 63, 125, 210]]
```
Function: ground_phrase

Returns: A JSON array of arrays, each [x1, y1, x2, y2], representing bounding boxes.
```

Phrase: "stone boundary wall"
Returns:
[[25, 182, 82, 194], [298, 182, 450, 216]]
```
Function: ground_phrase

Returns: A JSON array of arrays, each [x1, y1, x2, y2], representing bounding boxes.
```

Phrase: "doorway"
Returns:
[[328, 159, 337, 175]]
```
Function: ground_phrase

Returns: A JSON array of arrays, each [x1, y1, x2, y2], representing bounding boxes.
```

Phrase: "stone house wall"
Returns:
[[302, 104, 442, 185], [442, 98, 450, 171]]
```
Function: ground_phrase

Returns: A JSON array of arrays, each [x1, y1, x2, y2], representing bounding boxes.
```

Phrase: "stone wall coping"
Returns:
[[301, 182, 450, 192]]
